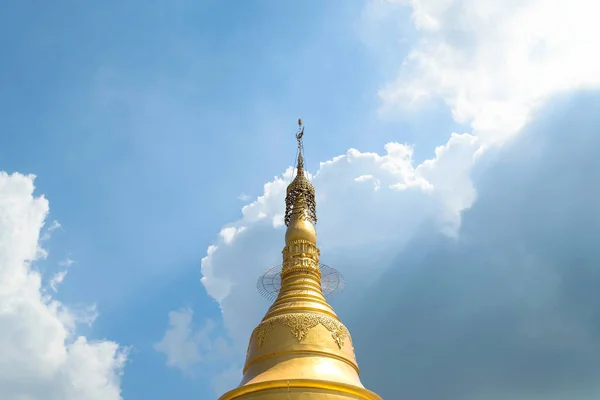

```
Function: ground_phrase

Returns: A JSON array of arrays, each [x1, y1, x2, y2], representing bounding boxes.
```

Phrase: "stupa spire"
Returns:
[[283, 120, 317, 245], [219, 120, 381, 400]]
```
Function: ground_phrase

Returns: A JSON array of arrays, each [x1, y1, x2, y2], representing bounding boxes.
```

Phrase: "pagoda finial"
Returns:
[[296, 118, 304, 153], [295, 118, 305, 175], [285, 120, 316, 228]]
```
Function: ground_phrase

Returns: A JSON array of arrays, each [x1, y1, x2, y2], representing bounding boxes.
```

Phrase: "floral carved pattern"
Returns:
[[252, 313, 350, 350]]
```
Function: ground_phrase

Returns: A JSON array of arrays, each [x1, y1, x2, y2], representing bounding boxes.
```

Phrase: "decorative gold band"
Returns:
[[250, 312, 351, 350], [219, 379, 383, 400]]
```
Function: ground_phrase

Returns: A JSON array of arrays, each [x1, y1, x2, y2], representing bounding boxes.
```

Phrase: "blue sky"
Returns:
[[2, 0, 600, 399], [1, 2, 440, 398]]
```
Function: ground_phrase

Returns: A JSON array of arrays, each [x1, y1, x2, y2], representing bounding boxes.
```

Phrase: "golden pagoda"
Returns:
[[219, 121, 382, 400]]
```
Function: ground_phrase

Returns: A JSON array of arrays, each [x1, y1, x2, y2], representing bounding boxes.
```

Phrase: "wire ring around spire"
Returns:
[[257, 264, 345, 302]]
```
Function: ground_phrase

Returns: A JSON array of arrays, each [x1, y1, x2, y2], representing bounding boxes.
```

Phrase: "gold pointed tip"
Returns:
[[298, 118, 302, 126]]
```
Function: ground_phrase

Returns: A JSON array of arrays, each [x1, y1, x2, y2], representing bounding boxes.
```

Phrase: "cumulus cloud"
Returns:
[[373, 0, 600, 141], [0, 172, 126, 400], [219, 227, 247, 246], [154, 308, 233, 373], [196, 138, 480, 395], [355, 91, 600, 399], [154, 309, 206, 371]]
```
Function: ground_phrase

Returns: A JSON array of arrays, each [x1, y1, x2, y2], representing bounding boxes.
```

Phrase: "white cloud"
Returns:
[[194, 140, 481, 397], [373, 0, 600, 142], [219, 226, 247, 245], [50, 258, 75, 293], [354, 174, 381, 191], [416, 132, 479, 233], [237, 193, 251, 202], [354, 93, 600, 398], [58, 258, 75, 268], [154, 308, 204, 371], [154, 308, 236, 375], [200, 141, 478, 356], [0, 171, 126, 400], [49, 270, 68, 292], [41, 220, 62, 241]]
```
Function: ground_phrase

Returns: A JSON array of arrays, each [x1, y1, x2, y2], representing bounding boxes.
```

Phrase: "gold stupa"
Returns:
[[219, 121, 382, 400]]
